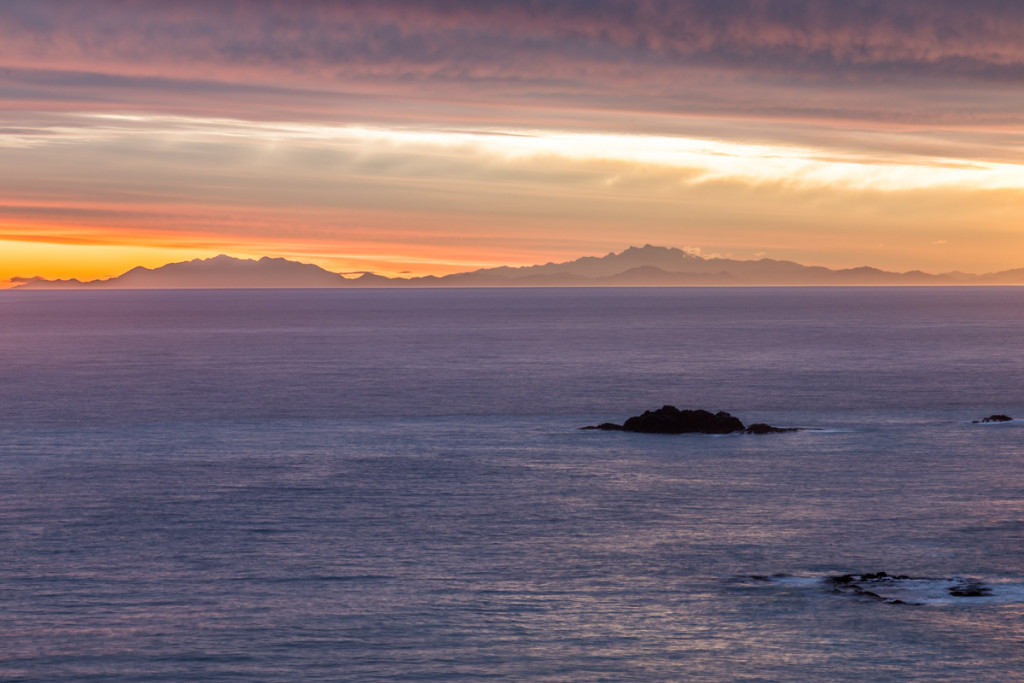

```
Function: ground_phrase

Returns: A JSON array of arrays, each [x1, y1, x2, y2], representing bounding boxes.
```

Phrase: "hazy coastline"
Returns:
[[12, 245, 1024, 290]]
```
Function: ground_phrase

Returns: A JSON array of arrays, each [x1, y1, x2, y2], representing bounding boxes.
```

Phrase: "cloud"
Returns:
[[6, 1, 1024, 281], [5, 113, 1024, 275], [4, 1, 1024, 132], [8, 2, 1024, 77]]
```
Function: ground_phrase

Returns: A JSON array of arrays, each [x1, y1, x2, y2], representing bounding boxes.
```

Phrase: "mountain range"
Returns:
[[12, 245, 1024, 289]]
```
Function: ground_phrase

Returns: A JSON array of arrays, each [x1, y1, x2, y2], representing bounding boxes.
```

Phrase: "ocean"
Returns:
[[2, 287, 1024, 681]]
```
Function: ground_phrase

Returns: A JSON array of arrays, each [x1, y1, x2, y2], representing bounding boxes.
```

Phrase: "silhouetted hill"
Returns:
[[13, 255, 350, 289], [418, 245, 996, 286], [979, 267, 1024, 284], [420, 245, 985, 286], [12, 246, 1024, 289]]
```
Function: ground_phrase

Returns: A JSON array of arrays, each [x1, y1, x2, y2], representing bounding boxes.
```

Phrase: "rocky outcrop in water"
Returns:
[[824, 572, 992, 604], [948, 580, 992, 597], [825, 572, 913, 603], [973, 414, 1013, 423], [742, 422, 800, 434], [740, 571, 1003, 606], [582, 405, 796, 434]]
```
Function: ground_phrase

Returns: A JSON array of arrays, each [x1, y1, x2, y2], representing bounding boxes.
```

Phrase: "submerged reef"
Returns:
[[741, 572, 1000, 606], [823, 572, 992, 605], [582, 405, 798, 434]]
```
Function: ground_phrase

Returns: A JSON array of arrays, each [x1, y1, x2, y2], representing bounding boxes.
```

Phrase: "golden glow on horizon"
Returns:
[[0, 241, 229, 284], [6, 112, 1024, 285], [0, 233, 538, 286]]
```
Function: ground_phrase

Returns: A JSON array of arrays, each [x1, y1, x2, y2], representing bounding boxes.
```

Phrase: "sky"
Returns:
[[3, 0, 1024, 284]]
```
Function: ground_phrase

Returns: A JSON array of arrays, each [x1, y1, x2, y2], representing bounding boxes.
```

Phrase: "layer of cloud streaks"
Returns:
[[5, 1, 1024, 130]]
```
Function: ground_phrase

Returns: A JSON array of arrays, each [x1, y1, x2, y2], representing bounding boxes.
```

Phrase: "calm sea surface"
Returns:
[[2, 287, 1024, 681]]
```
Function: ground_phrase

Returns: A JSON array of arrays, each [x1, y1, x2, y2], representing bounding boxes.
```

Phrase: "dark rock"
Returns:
[[825, 572, 898, 603], [754, 571, 997, 606], [855, 589, 884, 600], [619, 406, 744, 434], [823, 571, 993, 603], [949, 581, 992, 597], [743, 423, 800, 434], [826, 574, 856, 585], [582, 406, 799, 434], [974, 414, 1013, 423], [580, 423, 625, 431]]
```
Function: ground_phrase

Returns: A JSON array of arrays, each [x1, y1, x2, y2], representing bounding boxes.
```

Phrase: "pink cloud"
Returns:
[[2, 1, 1024, 132]]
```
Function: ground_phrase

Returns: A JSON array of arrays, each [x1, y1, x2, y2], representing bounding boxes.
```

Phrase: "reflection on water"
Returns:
[[2, 288, 1024, 680]]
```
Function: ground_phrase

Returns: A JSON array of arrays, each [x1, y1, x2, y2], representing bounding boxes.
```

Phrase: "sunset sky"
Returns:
[[3, 0, 1024, 284]]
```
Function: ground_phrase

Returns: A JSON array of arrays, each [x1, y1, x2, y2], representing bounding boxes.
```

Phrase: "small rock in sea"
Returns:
[[973, 414, 1013, 423], [743, 423, 800, 434], [856, 589, 884, 601], [756, 571, 1000, 606], [582, 405, 798, 434], [827, 574, 856, 585], [949, 580, 992, 597], [623, 406, 744, 434]]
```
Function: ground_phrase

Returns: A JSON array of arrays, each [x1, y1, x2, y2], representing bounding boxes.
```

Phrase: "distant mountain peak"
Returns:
[[624, 244, 695, 256]]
